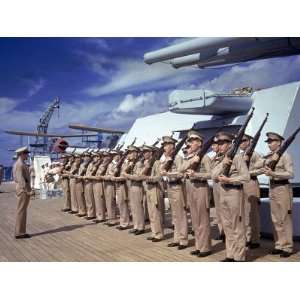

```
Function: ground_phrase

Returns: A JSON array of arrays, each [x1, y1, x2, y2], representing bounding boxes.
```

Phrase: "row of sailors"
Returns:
[[59, 130, 294, 261]]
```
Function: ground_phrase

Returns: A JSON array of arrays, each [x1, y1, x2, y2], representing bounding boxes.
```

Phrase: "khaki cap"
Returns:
[[15, 146, 30, 154], [265, 132, 284, 142], [216, 132, 235, 142], [161, 136, 177, 145], [141, 145, 154, 152], [127, 145, 139, 152], [186, 130, 204, 143]]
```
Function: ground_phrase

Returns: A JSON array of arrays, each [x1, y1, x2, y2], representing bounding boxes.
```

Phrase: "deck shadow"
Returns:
[[31, 223, 94, 237]]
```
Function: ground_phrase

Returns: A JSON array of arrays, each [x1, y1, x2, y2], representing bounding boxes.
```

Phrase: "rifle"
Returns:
[[142, 139, 163, 176], [265, 125, 300, 170], [222, 107, 255, 176], [114, 137, 137, 177], [244, 113, 269, 168]]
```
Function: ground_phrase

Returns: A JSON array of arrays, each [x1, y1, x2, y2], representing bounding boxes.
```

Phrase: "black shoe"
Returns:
[[280, 251, 292, 258], [107, 223, 117, 227], [152, 238, 163, 242], [77, 213, 87, 217], [61, 208, 71, 212], [198, 251, 212, 257], [134, 230, 145, 235], [220, 257, 235, 262], [249, 242, 260, 249], [167, 242, 179, 247], [15, 234, 31, 239], [85, 216, 96, 220], [270, 249, 283, 255], [129, 229, 138, 234], [147, 237, 154, 241], [93, 219, 102, 224], [190, 250, 200, 256], [178, 245, 188, 250], [69, 211, 78, 214]]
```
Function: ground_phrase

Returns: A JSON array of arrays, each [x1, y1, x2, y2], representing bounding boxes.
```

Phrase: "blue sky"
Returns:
[[1, 37, 300, 165]]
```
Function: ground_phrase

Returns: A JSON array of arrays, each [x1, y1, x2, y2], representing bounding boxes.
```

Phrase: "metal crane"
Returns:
[[33, 98, 60, 153]]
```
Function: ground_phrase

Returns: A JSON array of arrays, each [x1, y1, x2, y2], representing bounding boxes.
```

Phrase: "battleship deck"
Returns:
[[0, 182, 299, 262]]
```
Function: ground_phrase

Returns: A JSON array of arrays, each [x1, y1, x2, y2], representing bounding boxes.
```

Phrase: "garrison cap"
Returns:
[[109, 150, 119, 155], [186, 130, 204, 143], [161, 136, 177, 145], [216, 132, 235, 143], [212, 136, 219, 144], [265, 132, 284, 143], [15, 146, 30, 154], [127, 145, 139, 152]]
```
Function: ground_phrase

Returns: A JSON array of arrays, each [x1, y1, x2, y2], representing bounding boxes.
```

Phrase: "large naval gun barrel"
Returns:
[[144, 37, 245, 64]]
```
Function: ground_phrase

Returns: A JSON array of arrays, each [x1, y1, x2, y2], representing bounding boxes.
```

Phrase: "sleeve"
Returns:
[[230, 156, 250, 184], [249, 152, 265, 176], [271, 153, 294, 180], [211, 161, 223, 181], [15, 163, 27, 191], [192, 155, 212, 180]]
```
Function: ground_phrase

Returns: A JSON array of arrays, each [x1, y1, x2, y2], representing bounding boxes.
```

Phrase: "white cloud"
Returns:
[[85, 58, 200, 96], [27, 78, 46, 97], [0, 97, 18, 114], [86, 38, 110, 50]]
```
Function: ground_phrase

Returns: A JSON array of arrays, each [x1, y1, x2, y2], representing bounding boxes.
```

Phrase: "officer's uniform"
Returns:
[[13, 147, 32, 238], [74, 158, 88, 216], [69, 158, 79, 213], [162, 136, 188, 248], [61, 156, 72, 211], [84, 155, 96, 218], [180, 131, 212, 255], [143, 146, 164, 240], [264, 132, 294, 255], [212, 133, 250, 261]]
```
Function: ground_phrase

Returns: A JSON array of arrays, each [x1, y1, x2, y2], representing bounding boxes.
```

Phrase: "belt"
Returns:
[[270, 179, 290, 185], [250, 176, 257, 180], [222, 184, 242, 190], [146, 181, 157, 185], [189, 179, 208, 185], [168, 181, 181, 187], [131, 181, 143, 186]]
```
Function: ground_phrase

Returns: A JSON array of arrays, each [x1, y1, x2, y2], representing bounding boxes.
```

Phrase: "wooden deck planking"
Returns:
[[0, 182, 299, 262]]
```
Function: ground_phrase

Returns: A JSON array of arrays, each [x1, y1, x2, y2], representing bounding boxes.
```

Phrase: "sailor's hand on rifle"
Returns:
[[243, 155, 249, 162], [262, 166, 274, 176], [186, 169, 195, 178], [191, 156, 200, 164], [218, 175, 231, 183], [271, 153, 280, 161], [222, 156, 232, 166], [160, 170, 167, 176]]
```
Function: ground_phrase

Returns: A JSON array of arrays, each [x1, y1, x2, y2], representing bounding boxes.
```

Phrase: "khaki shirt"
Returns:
[[264, 152, 294, 180], [162, 155, 183, 180], [85, 162, 95, 176], [106, 160, 118, 176], [241, 151, 264, 177], [211, 153, 250, 184], [13, 157, 31, 194], [180, 153, 211, 180]]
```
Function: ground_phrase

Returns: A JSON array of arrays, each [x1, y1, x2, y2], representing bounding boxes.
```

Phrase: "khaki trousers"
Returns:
[[62, 178, 71, 210], [93, 181, 106, 221], [243, 179, 260, 243], [75, 179, 86, 215], [69, 178, 78, 212], [186, 181, 211, 252], [270, 184, 293, 253], [219, 185, 246, 261], [168, 184, 188, 246], [116, 181, 130, 227], [213, 181, 223, 235], [84, 181, 96, 217], [15, 191, 30, 236], [104, 181, 117, 224], [129, 182, 145, 230], [145, 183, 164, 239]]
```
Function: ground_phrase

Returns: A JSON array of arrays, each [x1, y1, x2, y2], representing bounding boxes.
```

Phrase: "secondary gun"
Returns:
[[244, 113, 269, 168], [266, 125, 300, 170], [222, 107, 255, 176]]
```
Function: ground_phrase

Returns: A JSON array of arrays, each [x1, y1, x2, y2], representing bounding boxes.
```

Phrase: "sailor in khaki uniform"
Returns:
[[180, 130, 212, 257], [83, 152, 96, 220], [114, 152, 131, 230], [161, 136, 189, 250], [60, 154, 72, 212], [240, 134, 264, 248], [103, 151, 118, 226], [210, 137, 224, 241], [125, 145, 146, 235], [13, 146, 33, 239], [68, 154, 80, 214], [143, 145, 164, 242], [211, 132, 250, 261], [262, 132, 294, 257], [92, 151, 110, 223]]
